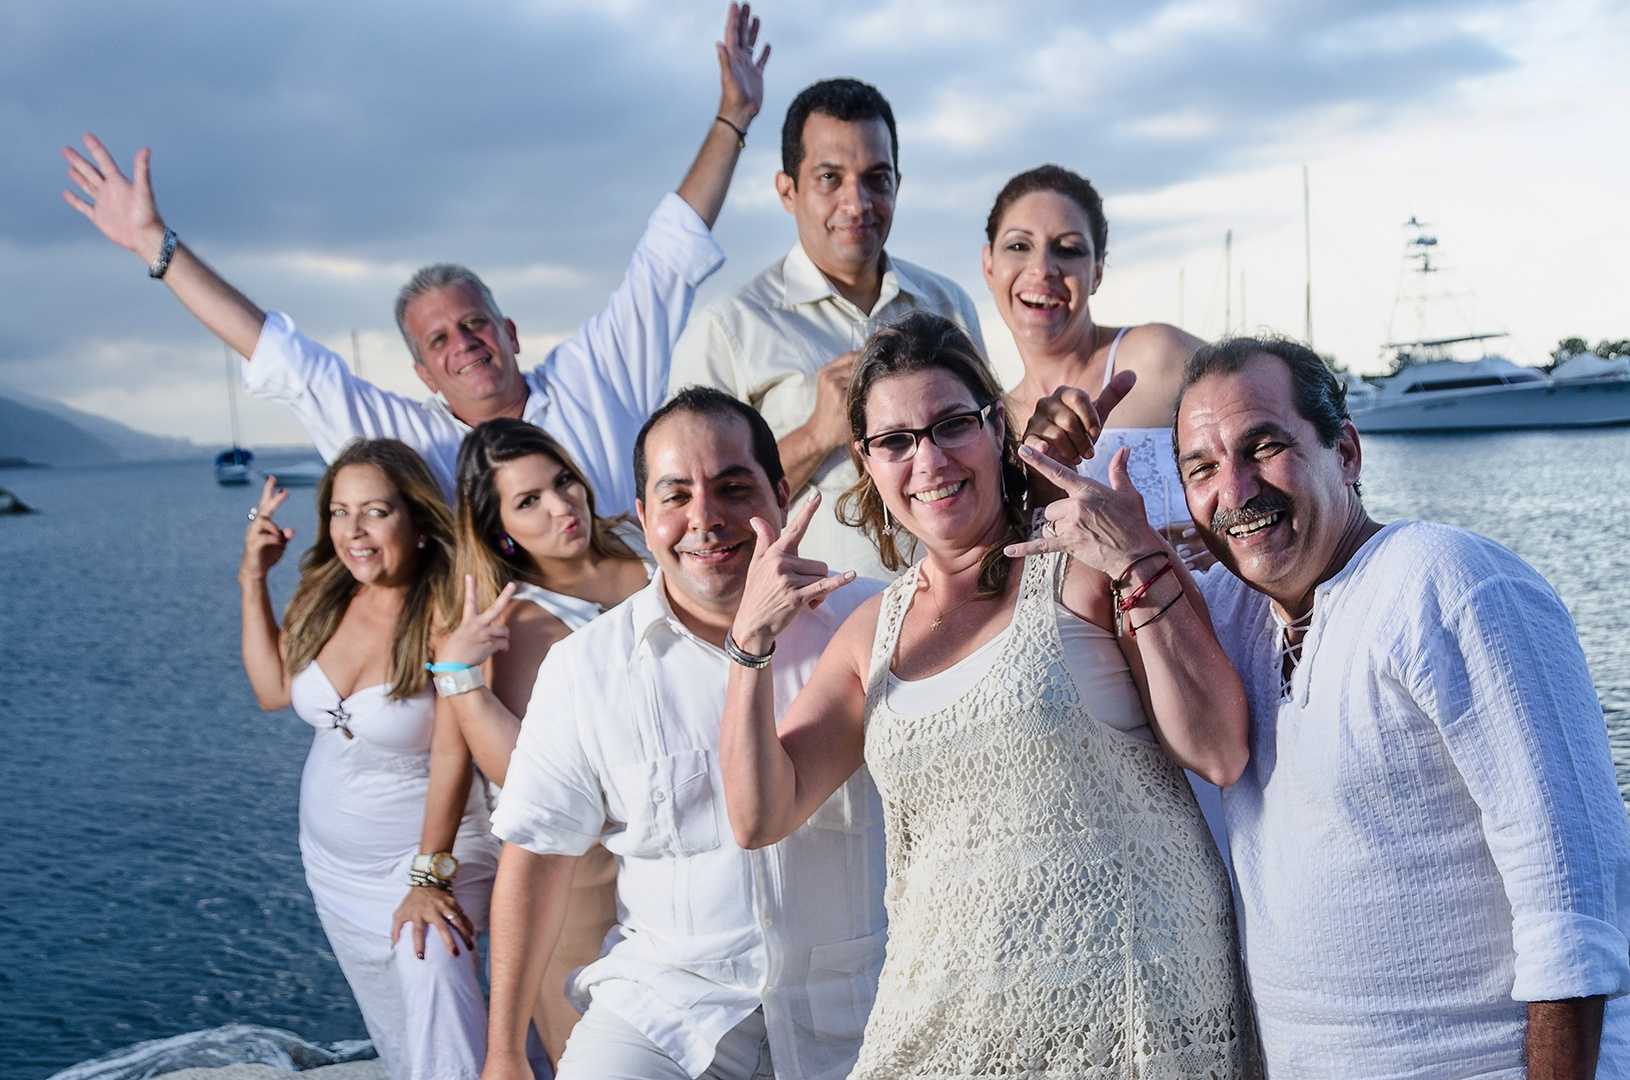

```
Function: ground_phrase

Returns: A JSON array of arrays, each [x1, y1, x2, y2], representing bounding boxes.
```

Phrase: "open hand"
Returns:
[[1021, 368, 1137, 468], [391, 885, 476, 960], [731, 492, 855, 655], [62, 134, 169, 264], [1004, 445, 1164, 576], [437, 576, 517, 668], [240, 476, 295, 583], [717, 2, 771, 130]]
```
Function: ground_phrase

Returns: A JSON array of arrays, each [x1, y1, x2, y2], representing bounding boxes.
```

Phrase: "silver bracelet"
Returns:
[[432, 666, 484, 696], [724, 631, 774, 669], [148, 228, 178, 279]]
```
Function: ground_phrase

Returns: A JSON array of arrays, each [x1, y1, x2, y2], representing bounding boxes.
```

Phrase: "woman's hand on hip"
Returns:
[[391, 884, 476, 959], [732, 492, 855, 656], [240, 475, 294, 584], [437, 576, 517, 667]]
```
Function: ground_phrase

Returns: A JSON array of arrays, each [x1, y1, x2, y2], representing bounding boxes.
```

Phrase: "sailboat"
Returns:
[[1345, 220, 1630, 432], [214, 344, 254, 485]]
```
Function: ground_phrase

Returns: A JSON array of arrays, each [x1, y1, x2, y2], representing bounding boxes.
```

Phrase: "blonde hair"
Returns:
[[450, 418, 639, 620], [283, 439, 457, 699]]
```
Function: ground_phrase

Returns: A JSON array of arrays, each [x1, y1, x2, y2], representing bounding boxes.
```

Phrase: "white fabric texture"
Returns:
[[289, 664, 508, 1080], [556, 1003, 773, 1080], [509, 522, 653, 631], [243, 192, 725, 512], [491, 571, 890, 1080], [1198, 520, 1630, 1078], [854, 552, 1253, 1078], [668, 242, 985, 579], [884, 603, 1149, 741]]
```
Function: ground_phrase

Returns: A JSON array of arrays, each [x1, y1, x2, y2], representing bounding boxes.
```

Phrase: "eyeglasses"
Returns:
[[860, 403, 997, 463]]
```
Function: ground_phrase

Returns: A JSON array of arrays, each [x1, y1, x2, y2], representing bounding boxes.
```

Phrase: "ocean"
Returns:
[[3, 430, 1630, 1080]]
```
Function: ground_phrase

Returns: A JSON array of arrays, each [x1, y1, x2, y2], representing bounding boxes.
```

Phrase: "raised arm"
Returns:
[[239, 477, 296, 710], [1006, 447, 1249, 785], [63, 135, 265, 358], [674, 3, 770, 228], [718, 493, 868, 848]]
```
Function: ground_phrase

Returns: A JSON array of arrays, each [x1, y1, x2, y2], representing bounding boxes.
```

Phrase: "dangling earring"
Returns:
[[882, 504, 896, 537], [416, 537, 426, 550], [497, 534, 517, 556], [1000, 467, 1009, 505]]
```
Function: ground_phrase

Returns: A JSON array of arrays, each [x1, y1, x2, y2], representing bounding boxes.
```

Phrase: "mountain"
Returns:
[[0, 386, 205, 462], [0, 395, 122, 466]]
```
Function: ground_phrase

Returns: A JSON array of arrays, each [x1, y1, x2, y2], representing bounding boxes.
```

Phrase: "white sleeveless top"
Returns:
[[1078, 326, 1186, 529], [852, 551, 1251, 1077], [511, 521, 654, 630]]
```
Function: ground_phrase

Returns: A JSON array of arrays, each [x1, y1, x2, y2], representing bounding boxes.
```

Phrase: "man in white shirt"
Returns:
[[62, 4, 773, 512], [669, 77, 984, 578], [482, 387, 886, 1080], [1158, 336, 1630, 1077]]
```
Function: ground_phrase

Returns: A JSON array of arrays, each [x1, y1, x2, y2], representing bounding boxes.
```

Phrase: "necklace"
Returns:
[[921, 571, 977, 631]]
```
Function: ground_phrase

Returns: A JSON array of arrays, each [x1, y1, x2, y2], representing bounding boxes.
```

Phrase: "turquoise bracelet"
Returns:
[[425, 661, 474, 673]]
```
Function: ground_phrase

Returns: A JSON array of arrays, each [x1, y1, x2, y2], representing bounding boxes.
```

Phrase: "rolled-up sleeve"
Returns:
[[490, 647, 607, 857], [1415, 571, 1630, 1002]]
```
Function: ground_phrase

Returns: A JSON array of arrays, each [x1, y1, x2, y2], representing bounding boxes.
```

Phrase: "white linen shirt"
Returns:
[[1199, 520, 1630, 1078], [243, 192, 725, 515], [491, 571, 888, 1080], [668, 243, 983, 579]]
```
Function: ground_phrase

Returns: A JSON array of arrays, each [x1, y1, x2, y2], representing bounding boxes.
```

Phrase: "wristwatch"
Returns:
[[410, 851, 459, 890]]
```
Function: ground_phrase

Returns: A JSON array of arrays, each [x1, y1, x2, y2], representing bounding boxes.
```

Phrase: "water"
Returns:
[[3, 431, 1629, 1079]]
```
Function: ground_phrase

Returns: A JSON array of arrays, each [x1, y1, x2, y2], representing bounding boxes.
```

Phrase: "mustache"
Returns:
[[1211, 491, 1291, 533]]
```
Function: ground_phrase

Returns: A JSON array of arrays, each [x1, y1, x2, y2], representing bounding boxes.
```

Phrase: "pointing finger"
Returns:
[[462, 574, 479, 623], [483, 581, 517, 622], [776, 491, 822, 555], [748, 516, 776, 556], [1106, 446, 1135, 492], [1094, 369, 1137, 427], [798, 570, 856, 608], [1016, 444, 1090, 492]]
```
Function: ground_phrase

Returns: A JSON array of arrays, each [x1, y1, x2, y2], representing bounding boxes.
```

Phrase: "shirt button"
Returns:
[[762, 917, 773, 929], [653, 790, 667, 803]]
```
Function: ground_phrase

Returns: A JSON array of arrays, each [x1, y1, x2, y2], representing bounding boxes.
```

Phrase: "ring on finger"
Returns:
[[443, 912, 459, 922], [247, 508, 258, 521], [1044, 519, 1058, 537]]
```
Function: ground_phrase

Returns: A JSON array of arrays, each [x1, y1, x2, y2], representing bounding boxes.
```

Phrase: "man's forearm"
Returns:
[[486, 845, 578, 1060], [777, 423, 839, 496], [1528, 996, 1605, 1079]]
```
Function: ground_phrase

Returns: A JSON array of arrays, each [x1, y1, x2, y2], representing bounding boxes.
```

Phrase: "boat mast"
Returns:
[[1224, 230, 1233, 333], [1302, 165, 1313, 347], [224, 342, 243, 450], [351, 330, 364, 379], [1177, 267, 1185, 329]]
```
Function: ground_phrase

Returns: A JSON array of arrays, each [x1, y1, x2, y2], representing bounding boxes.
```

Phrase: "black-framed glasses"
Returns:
[[860, 403, 997, 463]]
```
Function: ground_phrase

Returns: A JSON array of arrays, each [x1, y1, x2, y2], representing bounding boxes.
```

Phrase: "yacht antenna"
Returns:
[[224, 342, 243, 449], [1302, 166, 1313, 347], [1224, 230, 1233, 333]]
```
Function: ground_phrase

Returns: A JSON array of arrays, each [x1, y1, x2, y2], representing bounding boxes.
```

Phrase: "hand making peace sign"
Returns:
[[1004, 444, 1168, 578], [730, 492, 857, 657], [436, 576, 519, 669], [240, 476, 296, 584]]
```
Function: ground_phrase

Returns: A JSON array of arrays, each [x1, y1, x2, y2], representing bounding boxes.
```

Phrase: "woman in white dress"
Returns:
[[239, 438, 501, 1080], [406, 418, 651, 1067], [718, 312, 1254, 1077]]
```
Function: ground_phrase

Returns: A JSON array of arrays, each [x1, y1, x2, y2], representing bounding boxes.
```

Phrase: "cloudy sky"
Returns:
[[3, 0, 1626, 445]]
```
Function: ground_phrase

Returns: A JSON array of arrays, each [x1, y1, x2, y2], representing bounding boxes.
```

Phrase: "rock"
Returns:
[[0, 488, 34, 514]]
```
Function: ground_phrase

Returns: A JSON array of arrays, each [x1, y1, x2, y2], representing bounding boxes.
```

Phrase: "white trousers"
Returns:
[[556, 1003, 773, 1080], [316, 905, 550, 1080]]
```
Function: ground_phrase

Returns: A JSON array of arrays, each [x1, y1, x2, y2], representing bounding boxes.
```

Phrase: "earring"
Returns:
[[1000, 468, 1009, 505], [416, 537, 426, 550], [497, 534, 517, 556], [882, 505, 896, 537]]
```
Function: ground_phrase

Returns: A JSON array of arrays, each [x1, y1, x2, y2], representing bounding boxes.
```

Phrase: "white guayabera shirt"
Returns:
[[492, 571, 889, 1080], [242, 192, 725, 515], [1199, 520, 1630, 1078], [669, 242, 984, 580]]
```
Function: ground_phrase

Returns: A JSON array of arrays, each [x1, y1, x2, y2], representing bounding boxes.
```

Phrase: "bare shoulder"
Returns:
[[1120, 322, 1204, 377], [504, 595, 572, 651], [832, 588, 887, 675]]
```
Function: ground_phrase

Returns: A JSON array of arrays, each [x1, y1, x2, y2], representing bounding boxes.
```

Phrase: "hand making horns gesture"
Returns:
[[1004, 445, 1168, 578], [435, 576, 519, 669], [730, 492, 857, 657], [240, 476, 296, 583], [1020, 368, 1139, 467]]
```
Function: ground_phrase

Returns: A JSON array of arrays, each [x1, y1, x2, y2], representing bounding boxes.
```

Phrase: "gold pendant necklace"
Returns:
[[923, 573, 976, 631]]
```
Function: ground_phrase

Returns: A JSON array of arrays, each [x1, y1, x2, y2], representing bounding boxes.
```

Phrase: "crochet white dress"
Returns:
[[852, 551, 1253, 1078]]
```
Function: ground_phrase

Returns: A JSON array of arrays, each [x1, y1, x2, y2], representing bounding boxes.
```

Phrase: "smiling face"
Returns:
[[402, 283, 526, 411], [636, 410, 790, 622], [491, 452, 592, 567], [1177, 354, 1364, 608], [858, 369, 1007, 554], [982, 190, 1103, 356], [777, 113, 898, 284], [327, 463, 422, 587]]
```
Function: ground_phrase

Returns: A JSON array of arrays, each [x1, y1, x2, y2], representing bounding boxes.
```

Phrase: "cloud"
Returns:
[[0, 0, 1559, 440]]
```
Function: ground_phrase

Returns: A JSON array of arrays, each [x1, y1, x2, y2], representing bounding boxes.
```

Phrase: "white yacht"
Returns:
[[1345, 221, 1630, 433]]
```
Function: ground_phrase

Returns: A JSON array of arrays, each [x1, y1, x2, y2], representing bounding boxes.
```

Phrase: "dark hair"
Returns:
[[1174, 334, 1353, 461], [984, 165, 1108, 260], [838, 311, 1026, 600], [781, 78, 899, 181], [451, 419, 639, 618], [634, 387, 786, 503]]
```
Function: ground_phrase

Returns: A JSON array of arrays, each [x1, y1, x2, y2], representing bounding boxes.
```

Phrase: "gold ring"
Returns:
[[1044, 519, 1058, 537]]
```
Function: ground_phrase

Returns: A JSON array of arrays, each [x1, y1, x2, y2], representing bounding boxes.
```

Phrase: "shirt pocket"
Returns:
[[609, 748, 721, 858], [806, 931, 886, 1040]]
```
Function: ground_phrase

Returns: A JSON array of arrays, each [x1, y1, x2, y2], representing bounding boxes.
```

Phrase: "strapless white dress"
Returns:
[[291, 663, 508, 1080]]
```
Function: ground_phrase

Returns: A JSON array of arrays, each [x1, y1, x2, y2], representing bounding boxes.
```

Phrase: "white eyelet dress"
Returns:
[[850, 551, 1254, 1078]]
